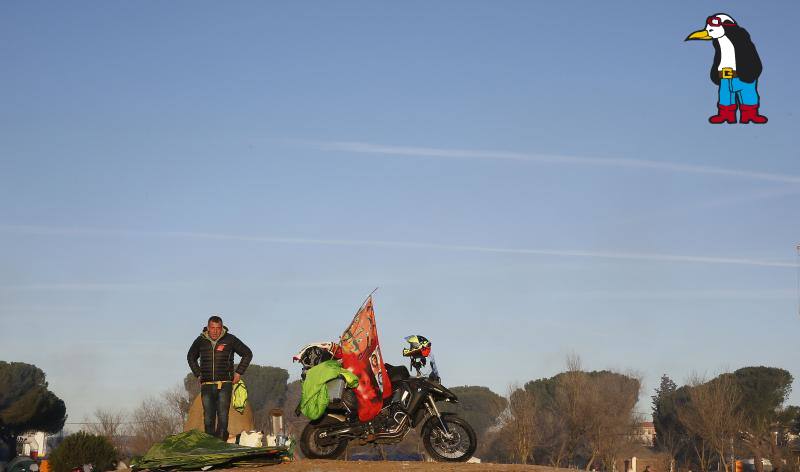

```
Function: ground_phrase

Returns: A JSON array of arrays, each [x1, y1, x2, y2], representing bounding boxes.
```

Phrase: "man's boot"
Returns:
[[708, 104, 737, 124], [739, 104, 768, 124]]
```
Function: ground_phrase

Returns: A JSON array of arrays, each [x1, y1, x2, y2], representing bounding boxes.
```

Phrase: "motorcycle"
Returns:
[[293, 341, 477, 462]]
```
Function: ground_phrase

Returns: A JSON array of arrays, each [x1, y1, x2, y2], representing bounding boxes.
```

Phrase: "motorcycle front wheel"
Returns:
[[299, 415, 348, 459], [420, 414, 477, 462]]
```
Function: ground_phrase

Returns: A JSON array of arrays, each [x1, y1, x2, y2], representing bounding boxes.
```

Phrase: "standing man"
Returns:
[[187, 315, 253, 440]]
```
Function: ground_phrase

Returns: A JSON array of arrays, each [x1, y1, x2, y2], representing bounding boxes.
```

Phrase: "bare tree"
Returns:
[[486, 356, 643, 469], [678, 374, 742, 472], [566, 352, 582, 372], [552, 355, 590, 468], [162, 384, 193, 424], [506, 383, 539, 464], [656, 425, 683, 472], [536, 403, 571, 467], [689, 434, 714, 472], [128, 394, 184, 455], [582, 371, 641, 471], [83, 408, 128, 452], [529, 356, 642, 471]]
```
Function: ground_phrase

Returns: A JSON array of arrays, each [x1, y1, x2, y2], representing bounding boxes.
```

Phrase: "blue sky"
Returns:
[[1, 1, 798, 424]]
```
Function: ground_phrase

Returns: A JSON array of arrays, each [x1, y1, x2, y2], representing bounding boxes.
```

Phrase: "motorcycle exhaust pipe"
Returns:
[[323, 425, 364, 439]]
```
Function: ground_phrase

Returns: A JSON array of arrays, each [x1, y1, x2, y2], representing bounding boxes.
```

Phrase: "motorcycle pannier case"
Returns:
[[326, 377, 345, 402]]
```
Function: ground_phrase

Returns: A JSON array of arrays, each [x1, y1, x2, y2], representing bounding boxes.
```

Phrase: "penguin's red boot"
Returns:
[[739, 104, 768, 124], [708, 104, 738, 124]]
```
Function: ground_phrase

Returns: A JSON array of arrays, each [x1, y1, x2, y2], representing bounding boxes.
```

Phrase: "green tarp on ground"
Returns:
[[130, 430, 290, 470]]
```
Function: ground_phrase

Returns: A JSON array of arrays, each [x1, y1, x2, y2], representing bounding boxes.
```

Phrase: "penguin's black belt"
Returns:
[[718, 69, 738, 79]]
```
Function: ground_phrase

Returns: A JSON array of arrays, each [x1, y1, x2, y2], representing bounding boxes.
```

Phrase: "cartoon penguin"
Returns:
[[686, 14, 767, 124]]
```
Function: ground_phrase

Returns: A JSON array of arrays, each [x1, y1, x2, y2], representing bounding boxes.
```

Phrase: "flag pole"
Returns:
[[354, 287, 379, 314]]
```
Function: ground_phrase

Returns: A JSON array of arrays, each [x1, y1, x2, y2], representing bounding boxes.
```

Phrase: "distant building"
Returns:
[[16, 432, 48, 457], [789, 433, 799, 462], [637, 422, 656, 446]]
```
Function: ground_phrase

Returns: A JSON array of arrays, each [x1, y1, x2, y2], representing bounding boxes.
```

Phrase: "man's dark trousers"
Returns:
[[201, 382, 232, 440]]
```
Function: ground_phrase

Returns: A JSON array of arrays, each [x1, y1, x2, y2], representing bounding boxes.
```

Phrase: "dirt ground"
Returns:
[[225, 461, 564, 472]]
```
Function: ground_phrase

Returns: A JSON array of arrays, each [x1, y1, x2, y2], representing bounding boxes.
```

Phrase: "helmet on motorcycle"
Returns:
[[292, 342, 339, 369], [402, 335, 431, 358]]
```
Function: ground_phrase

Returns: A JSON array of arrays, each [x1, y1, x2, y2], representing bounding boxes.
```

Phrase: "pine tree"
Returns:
[[652, 374, 680, 472], [652, 374, 677, 416]]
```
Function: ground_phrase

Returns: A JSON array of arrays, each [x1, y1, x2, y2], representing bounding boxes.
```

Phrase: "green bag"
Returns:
[[299, 360, 358, 421], [232, 379, 247, 414]]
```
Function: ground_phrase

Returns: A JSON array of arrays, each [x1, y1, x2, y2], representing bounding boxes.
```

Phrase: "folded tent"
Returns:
[[131, 430, 290, 470]]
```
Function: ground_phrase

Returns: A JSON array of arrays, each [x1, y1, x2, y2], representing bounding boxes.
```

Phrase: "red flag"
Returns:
[[340, 296, 392, 422]]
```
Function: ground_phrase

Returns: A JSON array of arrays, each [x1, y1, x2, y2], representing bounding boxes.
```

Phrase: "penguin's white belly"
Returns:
[[718, 36, 737, 70]]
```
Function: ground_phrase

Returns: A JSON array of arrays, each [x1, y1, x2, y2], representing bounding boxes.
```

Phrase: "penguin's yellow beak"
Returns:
[[685, 29, 711, 41]]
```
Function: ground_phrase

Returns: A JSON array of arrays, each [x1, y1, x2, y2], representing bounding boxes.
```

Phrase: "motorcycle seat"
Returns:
[[384, 363, 410, 384]]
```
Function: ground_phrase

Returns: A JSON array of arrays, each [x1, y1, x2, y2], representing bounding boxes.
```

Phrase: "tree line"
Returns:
[[476, 355, 645, 468], [652, 367, 799, 472], [3, 359, 798, 470]]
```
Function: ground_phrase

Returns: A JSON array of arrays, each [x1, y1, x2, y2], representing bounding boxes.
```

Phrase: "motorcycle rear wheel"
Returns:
[[299, 415, 348, 459]]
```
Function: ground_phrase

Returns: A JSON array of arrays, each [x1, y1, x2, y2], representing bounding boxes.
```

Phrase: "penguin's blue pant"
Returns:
[[718, 78, 759, 106]]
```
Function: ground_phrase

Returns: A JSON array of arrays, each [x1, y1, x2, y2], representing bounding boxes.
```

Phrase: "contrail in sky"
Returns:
[[0, 224, 795, 268], [310, 141, 800, 185]]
